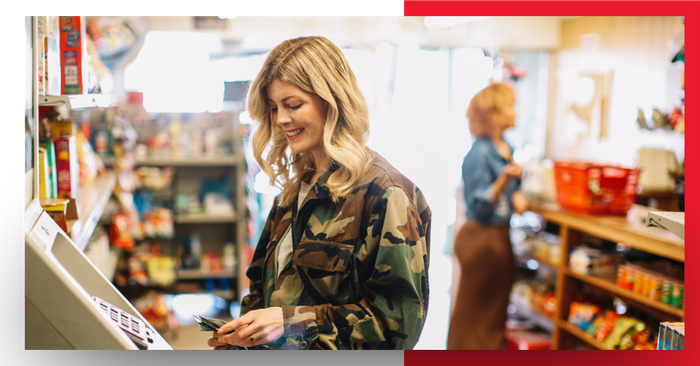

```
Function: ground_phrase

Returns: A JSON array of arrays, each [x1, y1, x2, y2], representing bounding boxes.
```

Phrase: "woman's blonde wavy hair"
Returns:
[[466, 82, 515, 137], [247, 36, 373, 208]]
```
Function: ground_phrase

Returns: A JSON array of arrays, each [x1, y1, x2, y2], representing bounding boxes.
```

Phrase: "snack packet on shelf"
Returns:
[[568, 301, 601, 331], [602, 317, 645, 350], [593, 310, 620, 342]]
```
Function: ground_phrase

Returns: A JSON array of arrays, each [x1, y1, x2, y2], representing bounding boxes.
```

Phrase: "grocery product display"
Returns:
[[617, 261, 684, 309], [27, 16, 248, 338], [91, 101, 249, 330], [569, 246, 622, 278], [509, 206, 685, 350], [521, 204, 685, 350], [34, 105, 113, 250], [31, 102, 248, 338], [25, 16, 176, 350], [507, 221, 559, 349], [59, 16, 87, 95], [567, 301, 656, 350], [117, 108, 247, 290]]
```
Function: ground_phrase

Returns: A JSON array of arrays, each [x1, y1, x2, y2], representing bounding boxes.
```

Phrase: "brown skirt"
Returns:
[[447, 220, 514, 350]]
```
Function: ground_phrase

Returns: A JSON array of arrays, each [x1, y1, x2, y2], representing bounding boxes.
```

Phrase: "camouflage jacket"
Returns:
[[240, 152, 431, 350]]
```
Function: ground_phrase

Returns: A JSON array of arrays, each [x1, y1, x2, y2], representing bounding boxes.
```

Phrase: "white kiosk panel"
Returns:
[[25, 200, 172, 350]]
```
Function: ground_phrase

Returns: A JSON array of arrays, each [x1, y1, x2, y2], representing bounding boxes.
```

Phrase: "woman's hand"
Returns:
[[208, 307, 285, 348], [208, 331, 232, 350], [501, 163, 522, 179], [512, 191, 529, 215], [491, 163, 522, 206]]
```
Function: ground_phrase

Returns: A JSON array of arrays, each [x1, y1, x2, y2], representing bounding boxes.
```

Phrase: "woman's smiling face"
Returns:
[[267, 79, 329, 166]]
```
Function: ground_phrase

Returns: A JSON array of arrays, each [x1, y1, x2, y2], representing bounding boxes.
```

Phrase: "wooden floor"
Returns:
[[162, 315, 233, 350]]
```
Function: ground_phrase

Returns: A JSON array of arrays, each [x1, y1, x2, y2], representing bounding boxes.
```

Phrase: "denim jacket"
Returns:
[[461, 136, 520, 225]]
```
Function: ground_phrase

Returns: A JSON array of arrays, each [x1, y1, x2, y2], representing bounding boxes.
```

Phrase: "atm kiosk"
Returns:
[[25, 200, 172, 350], [24, 16, 171, 350]]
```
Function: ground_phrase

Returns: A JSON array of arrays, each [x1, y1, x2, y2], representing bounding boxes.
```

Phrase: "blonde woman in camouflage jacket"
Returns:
[[207, 36, 431, 350]]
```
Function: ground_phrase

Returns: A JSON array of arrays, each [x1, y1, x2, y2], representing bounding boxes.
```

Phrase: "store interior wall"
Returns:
[[547, 16, 685, 167], [104, 16, 682, 349]]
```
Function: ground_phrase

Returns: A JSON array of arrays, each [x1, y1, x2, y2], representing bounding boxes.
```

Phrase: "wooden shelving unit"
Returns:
[[527, 203, 685, 350], [105, 114, 249, 304]]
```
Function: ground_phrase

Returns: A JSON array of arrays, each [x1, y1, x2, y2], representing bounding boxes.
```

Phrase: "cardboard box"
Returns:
[[59, 16, 87, 94], [40, 198, 70, 233], [54, 136, 79, 199], [51, 120, 77, 138]]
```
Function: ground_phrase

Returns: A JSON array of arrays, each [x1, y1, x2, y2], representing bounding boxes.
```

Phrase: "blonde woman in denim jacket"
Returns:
[[447, 83, 528, 350]]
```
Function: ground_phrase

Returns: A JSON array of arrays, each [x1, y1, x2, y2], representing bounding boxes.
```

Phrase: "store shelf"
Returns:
[[137, 155, 243, 166], [530, 204, 684, 262], [515, 254, 559, 272], [96, 110, 249, 305], [176, 269, 237, 280], [526, 203, 686, 349], [66, 172, 117, 252], [646, 211, 684, 240], [39, 94, 114, 110], [175, 268, 238, 301], [564, 269, 684, 319], [510, 294, 554, 332], [101, 154, 244, 167], [556, 319, 613, 350], [174, 214, 238, 224]]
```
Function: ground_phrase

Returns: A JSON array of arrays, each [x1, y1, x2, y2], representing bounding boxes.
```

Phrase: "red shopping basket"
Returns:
[[553, 161, 640, 215]]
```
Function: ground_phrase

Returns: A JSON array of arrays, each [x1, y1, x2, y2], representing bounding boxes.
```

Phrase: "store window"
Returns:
[[505, 50, 550, 162], [124, 31, 224, 113]]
